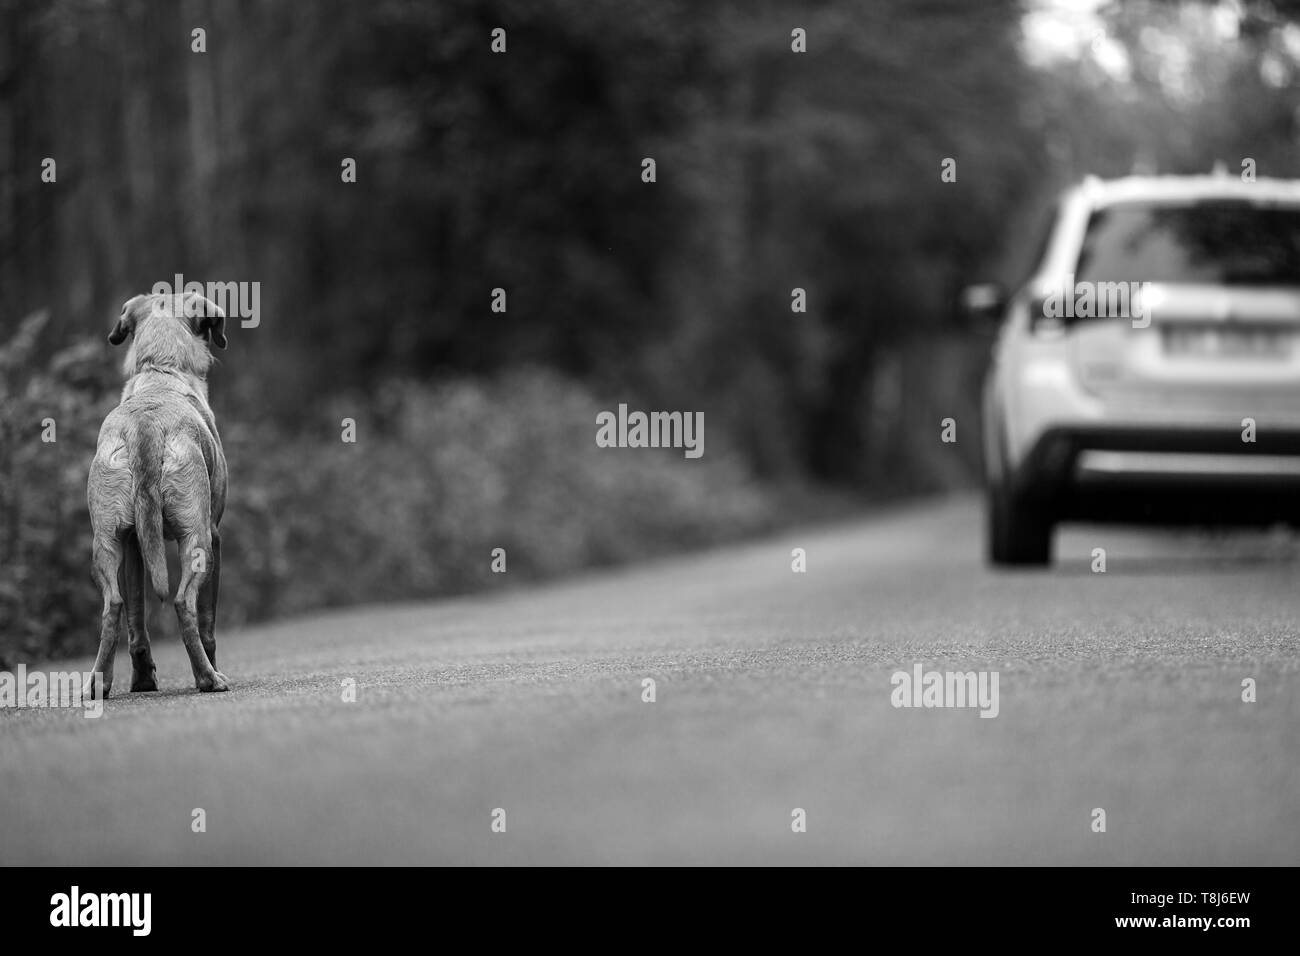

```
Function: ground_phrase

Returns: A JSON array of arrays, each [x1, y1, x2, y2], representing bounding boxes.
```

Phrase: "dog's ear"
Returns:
[[108, 295, 145, 345], [184, 293, 227, 349]]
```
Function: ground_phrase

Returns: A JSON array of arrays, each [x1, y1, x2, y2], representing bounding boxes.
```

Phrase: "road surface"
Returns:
[[2, 496, 1297, 864]]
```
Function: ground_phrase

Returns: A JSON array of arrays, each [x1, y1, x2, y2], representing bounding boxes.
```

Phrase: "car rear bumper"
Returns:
[[1009, 426, 1300, 525], [1075, 450, 1300, 480]]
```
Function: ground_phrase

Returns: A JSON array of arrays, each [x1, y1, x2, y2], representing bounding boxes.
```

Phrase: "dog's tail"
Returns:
[[131, 421, 170, 602]]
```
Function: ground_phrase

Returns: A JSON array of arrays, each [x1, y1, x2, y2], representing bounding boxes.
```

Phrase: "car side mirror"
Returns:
[[959, 283, 1006, 330]]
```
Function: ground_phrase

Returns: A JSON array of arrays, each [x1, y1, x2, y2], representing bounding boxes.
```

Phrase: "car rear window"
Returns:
[[1074, 200, 1300, 286]]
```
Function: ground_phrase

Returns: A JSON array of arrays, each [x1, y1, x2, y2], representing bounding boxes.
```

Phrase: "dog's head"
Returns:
[[109, 292, 227, 378]]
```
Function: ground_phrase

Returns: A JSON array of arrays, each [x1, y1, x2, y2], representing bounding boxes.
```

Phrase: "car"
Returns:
[[965, 171, 1300, 566]]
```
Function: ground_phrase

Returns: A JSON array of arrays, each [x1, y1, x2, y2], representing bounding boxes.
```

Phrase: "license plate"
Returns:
[[1162, 326, 1291, 359]]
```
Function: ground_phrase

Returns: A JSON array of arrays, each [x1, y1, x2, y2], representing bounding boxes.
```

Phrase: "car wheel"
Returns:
[[986, 479, 1053, 566]]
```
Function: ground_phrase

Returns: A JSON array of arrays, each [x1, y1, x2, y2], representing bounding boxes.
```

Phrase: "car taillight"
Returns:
[[1026, 295, 1067, 336]]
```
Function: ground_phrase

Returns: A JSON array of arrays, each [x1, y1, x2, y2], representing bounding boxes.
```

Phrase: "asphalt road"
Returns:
[[2, 495, 1297, 865]]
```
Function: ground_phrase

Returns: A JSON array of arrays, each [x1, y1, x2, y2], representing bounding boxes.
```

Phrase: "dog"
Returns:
[[85, 291, 229, 697]]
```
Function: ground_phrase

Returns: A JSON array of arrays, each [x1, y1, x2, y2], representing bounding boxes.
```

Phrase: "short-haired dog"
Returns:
[[86, 291, 229, 696]]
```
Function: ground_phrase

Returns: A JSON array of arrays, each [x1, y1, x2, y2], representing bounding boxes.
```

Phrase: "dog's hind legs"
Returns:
[[123, 531, 157, 692], [86, 534, 125, 700], [198, 530, 220, 668], [176, 532, 229, 693]]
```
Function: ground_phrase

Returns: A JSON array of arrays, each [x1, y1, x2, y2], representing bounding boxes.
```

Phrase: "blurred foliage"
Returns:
[[1, 0, 1298, 659], [0, 330, 775, 662], [0, 313, 118, 663], [219, 368, 774, 626]]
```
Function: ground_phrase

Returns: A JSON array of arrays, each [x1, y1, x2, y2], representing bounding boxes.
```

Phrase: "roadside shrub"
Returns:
[[1, 339, 776, 662], [0, 312, 119, 663], [217, 368, 775, 622]]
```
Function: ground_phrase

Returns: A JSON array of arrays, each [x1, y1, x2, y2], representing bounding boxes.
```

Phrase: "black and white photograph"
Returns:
[[0, 0, 1295, 928]]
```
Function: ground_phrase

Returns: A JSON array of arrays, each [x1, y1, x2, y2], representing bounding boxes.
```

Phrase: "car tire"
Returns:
[[986, 479, 1053, 566]]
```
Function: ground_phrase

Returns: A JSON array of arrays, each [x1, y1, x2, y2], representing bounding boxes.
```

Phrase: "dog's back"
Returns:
[[90, 383, 224, 602]]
